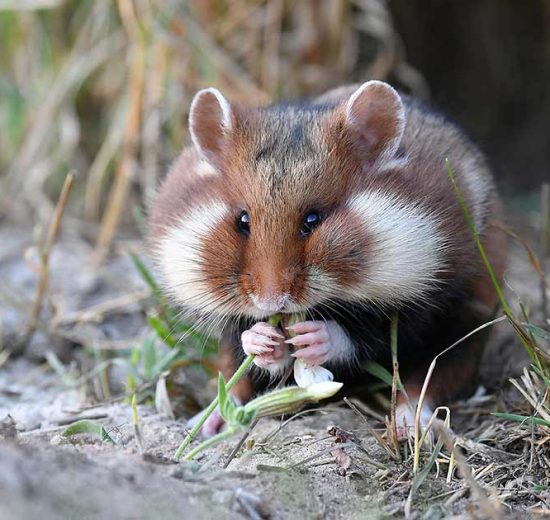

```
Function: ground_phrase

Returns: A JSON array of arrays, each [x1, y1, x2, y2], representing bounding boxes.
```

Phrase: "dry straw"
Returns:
[[1, 0, 424, 246]]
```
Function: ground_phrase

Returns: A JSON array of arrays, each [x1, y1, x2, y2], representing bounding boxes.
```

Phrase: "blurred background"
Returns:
[[0, 7, 549, 504], [1, 0, 549, 250]]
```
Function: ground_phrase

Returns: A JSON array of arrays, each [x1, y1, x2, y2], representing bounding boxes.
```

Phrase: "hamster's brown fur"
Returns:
[[150, 81, 506, 435]]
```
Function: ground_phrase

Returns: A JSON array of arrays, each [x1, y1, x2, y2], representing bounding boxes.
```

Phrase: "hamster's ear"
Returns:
[[189, 88, 233, 166], [340, 81, 405, 164]]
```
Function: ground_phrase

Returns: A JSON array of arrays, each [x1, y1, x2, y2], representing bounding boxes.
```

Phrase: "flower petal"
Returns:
[[293, 358, 334, 388]]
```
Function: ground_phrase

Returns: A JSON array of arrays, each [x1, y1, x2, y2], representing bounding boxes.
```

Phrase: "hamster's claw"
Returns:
[[285, 320, 327, 336], [285, 320, 330, 366], [291, 343, 329, 366], [241, 321, 288, 368]]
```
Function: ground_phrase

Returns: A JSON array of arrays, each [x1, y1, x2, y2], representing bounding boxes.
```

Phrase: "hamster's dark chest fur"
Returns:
[[226, 277, 488, 394]]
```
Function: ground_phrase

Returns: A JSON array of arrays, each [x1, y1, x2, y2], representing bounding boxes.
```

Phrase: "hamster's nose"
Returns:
[[250, 293, 290, 313]]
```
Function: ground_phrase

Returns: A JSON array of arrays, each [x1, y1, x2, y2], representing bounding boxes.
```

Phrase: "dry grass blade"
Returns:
[[405, 410, 449, 518], [0, 0, 62, 8], [499, 224, 546, 279], [433, 425, 503, 520], [344, 396, 400, 461], [84, 101, 126, 220], [25, 173, 74, 338], [1, 0, 422, 252], [389, 313, 402, 460], [446, 159, 548, 374], [55, 289, 149, 326], [413, 315, 507, 473], [540, 183, 550, 339], [96, 0, 145, 260], [8, 11, 124, 212], [132, 394, 144, 455], [509, 368, 550, 424], [260, 0, 283, 96]]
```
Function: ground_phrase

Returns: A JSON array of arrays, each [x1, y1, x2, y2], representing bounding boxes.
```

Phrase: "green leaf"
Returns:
[[130, 346, 141, 367], [45, 350, 77, 387], [367, 381, 390, 393], [142, 336, 157, 381], [492, 412, 550, 428], [129, 252, 162, 300], [363, 361, 393, 387], [157, 309, 219, 354], [234, 407, 254, 427], [62, 420, 115, 444], [153, 348, 182, 375], [148, 316, 178, 348], [0, 80, 24, 147], [411, 434, 446, 494], [126, 346, 141, 395], [217, 374, 243, 424], [221, 396, 237, 423], [217, 373, 227, 411]]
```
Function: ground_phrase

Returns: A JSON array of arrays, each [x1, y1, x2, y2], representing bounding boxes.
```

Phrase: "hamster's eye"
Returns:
[[300, 211, 321, 237], [237, 210, 250, 236]]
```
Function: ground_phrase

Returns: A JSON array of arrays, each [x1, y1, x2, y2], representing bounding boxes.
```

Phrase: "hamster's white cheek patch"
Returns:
[[157, 199, 229, 312], [345, 189, 449, 305]]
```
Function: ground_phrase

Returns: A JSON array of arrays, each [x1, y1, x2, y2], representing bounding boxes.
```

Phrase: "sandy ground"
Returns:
[[0, 224, 548, 519]]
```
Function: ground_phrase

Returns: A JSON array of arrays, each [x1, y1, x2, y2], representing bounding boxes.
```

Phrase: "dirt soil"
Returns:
[[0, 224, 548, 520]]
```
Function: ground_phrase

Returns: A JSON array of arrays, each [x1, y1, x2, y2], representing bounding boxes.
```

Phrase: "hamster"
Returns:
[[149, 81, 506, 437]]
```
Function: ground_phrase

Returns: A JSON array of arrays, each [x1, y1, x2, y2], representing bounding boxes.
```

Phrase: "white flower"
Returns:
[[293, 358, 334, 388], [306, 381, 343, 399], [243, 380, 343, 418]]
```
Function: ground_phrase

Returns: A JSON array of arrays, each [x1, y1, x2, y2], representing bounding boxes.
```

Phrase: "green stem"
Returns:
[[173, 354, 255, 461], [183, 427, 238, 461], [445, 159, 510, 315], [445, 159, 544, 371]]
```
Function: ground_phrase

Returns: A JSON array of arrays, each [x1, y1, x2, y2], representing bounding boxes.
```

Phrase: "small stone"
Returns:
[[50, 434, 66, 446], [0, 415, 17, 440]]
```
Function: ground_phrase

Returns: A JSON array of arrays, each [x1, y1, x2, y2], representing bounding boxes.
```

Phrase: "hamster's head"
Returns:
[[156, 81, 445, 321]]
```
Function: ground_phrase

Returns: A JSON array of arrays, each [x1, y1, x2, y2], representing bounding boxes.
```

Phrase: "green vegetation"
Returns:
[[62, 419, 115, 444], [446, 160, 550, 446], [126, 253, 218, 404]]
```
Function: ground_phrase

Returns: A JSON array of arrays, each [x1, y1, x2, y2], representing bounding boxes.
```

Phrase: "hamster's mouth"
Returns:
[[247, 293, 306, 317], [249, 293, 289, 313]]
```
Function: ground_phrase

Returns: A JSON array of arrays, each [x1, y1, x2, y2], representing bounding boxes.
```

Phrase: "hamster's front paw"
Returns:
[[241, 322, 290, 373], [285, 320, 350, 366], [285, 320, 329, 366]]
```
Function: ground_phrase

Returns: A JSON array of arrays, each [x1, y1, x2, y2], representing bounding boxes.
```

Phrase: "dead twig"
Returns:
[[434, 424, 503, 520], [413, 315, 507, 473], [25, 173, 75, 340], [55, 289, 149, 326], [344, 396, 400, 461], [95, 0, 145, 262]]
